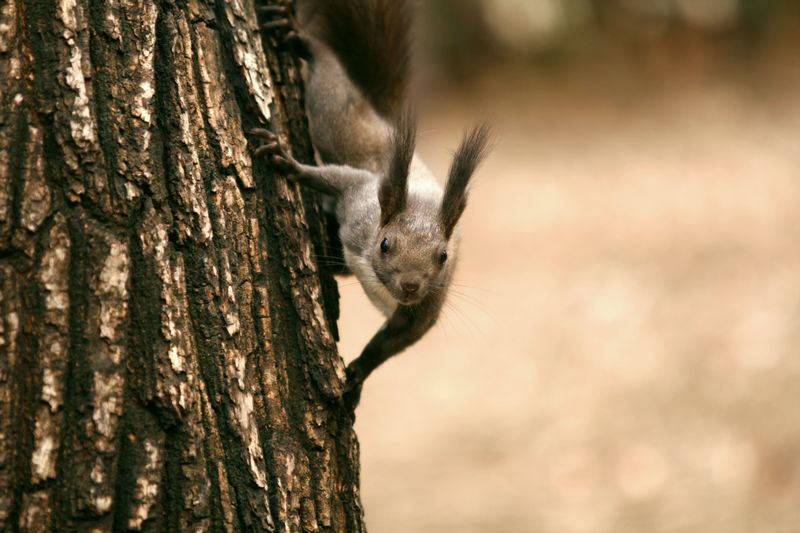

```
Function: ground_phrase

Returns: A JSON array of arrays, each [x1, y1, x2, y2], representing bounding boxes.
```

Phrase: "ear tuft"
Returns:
[[379, 110, 417, 225], [441, 123, 491, 237]]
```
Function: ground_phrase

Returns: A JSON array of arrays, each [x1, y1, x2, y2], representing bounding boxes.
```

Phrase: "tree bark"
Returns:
[[0, 0, 364, 531]]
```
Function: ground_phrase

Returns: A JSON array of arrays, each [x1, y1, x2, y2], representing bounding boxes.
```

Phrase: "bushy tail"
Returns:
[[313, 0, 412, 121]]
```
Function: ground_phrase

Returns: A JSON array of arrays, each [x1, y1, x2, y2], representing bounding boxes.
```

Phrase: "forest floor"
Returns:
[[337, 34, 800, 533]]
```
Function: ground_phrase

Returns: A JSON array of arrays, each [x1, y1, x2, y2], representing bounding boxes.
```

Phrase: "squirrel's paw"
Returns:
[[257, 3, 311, 59], [250, 129, 298, 172], [342, 366, 365, 411]]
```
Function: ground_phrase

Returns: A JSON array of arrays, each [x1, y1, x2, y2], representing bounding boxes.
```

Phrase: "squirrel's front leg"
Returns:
[[251, 129, 371, 195], [344, 295, 442, 408]]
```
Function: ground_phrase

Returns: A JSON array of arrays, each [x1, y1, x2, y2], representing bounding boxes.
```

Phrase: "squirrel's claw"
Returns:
[[257, 5, 289, 16], [251, 131, 298, 172], [262, 19, 291, 31], [253, 142, 278, 157], [250, 128, 276, 141], [258, 2, 292, 32]]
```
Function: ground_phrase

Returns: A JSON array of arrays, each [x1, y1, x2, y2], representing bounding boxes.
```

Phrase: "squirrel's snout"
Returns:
[[400, 281, 420, 294]]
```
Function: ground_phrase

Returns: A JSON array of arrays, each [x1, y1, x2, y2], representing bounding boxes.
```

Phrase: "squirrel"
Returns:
[[252, 0, 490, 407]]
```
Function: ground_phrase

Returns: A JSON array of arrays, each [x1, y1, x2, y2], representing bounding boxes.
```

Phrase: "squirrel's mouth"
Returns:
[[396, 292, 425, 306], [379, 276, 426, 306]]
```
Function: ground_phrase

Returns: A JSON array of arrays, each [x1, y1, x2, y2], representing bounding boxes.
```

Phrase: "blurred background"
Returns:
[[336, 1, 800, 532]]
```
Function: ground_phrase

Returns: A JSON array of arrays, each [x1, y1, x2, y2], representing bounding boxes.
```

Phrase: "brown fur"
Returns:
[[441, 124, 491, 237], [314, 0, 413, 121], [380, 110, 417, 224]]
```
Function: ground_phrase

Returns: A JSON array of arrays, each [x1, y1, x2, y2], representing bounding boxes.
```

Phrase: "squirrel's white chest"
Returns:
[[343, 247, 397, 317]]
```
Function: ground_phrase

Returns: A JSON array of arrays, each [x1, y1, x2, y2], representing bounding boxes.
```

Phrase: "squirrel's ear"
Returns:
[[379, 112, 416, 225], [441, 123, 490, 238]]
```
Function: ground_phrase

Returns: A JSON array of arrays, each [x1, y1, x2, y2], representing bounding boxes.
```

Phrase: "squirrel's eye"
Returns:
[[380, 238, 390, 254], [439, 251, 448, 265]]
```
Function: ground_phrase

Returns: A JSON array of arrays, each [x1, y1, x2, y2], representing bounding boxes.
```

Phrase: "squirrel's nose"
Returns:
[[401, 281, 420, 294]]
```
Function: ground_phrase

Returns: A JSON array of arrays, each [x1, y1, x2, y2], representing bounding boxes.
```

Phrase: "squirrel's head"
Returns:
[[371, 117, 490, 306]]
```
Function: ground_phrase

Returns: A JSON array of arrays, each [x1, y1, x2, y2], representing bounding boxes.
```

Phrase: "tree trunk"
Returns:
[[0, 0, 364, 531]]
